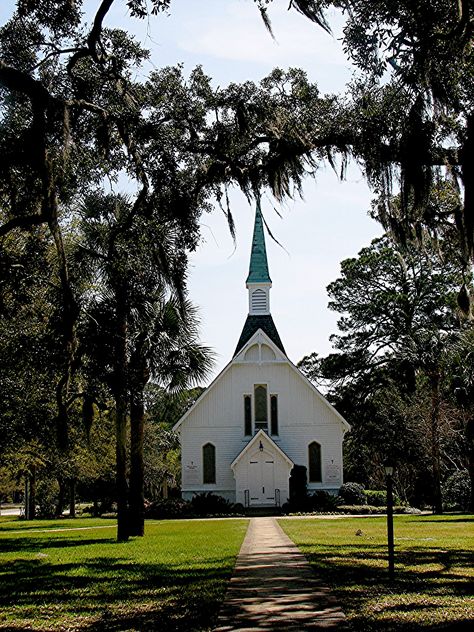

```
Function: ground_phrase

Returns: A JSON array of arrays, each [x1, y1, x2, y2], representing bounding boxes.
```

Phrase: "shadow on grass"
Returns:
[[294, 542, 473, 631], [0, 520, 113, 533], [412, 517, 474, 523], [0, 535, 116, 553], [0, 542, 236, 631]]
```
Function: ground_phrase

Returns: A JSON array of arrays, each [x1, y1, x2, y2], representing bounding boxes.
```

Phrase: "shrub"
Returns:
[[190, 492, 237, 516], [309, 490, 340, 511], [339, 482, 366, 505], [289, 465, 308, 504], [365, 489, 402, 507], [338, 505, 420, 515], [442, 470, 472, 511], [144, 498, 191, 519], [36, 478, 59, 518], [365, 490, 386, 506]]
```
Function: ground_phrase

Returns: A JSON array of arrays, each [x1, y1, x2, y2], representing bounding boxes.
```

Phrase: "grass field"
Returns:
[[0, 516, 248, 631], [280, 514, 474, 631]]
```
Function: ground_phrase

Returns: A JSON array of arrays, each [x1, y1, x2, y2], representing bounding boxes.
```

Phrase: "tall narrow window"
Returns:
[[270, 395, 278, 435], [203, 443, 216, 484], [308, 442, 322, 483], [244, 395, 252, 436], [254, 385, 268, 430]]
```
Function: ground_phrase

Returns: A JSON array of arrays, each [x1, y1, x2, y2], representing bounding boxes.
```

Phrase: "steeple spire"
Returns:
[[233, 201, 285, 357], [246, 201, 272, 316], [246, 201, 271, 284]]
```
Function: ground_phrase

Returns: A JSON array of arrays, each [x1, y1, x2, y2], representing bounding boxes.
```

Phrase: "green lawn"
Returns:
[[280, 514, 474, 631], [0, 516, 248, 631]]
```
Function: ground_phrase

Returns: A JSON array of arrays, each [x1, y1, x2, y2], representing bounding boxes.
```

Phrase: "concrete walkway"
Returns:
[[214, 517, 347, 631]]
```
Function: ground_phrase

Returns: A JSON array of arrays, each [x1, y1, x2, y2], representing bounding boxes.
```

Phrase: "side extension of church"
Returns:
[[174, 203, 350, 507]]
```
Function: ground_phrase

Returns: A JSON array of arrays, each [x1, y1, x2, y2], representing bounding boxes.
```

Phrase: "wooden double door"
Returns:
[[248, 450, 275, 505]]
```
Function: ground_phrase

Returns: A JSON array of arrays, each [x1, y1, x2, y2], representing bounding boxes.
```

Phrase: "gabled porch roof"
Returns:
[[230, 429, 294, 470]]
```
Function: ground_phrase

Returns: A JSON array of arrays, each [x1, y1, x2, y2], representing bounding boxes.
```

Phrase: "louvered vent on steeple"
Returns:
[[246, 200, 272, 316], [251, 288, 268, 313]]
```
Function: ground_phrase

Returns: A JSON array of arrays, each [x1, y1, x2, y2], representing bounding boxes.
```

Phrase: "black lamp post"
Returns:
[[384, 461, 395, 581]]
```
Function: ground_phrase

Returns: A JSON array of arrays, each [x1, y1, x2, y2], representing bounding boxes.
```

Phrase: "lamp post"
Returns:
[[384, 462, 395, 581]]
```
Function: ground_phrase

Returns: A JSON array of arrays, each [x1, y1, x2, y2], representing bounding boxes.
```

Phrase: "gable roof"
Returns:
[[234, 314, 285, 356], [246, 201, 271, 284], [230, 429, 294, 469], [173, 329, 350, 433]]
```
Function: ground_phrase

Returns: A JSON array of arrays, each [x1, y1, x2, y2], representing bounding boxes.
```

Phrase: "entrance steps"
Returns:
[[244, 506, 283, 517]]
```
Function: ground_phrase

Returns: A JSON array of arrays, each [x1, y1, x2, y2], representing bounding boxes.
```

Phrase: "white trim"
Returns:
[[173, 327, 351, 433], [286, 360, 352, 432], [230, 429, 293, 470], [233, 329, 286, 363], [172, 359, 233, 430]]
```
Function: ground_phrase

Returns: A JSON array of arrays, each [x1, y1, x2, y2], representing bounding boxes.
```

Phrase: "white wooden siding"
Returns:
[[179, 353, 347, 498]]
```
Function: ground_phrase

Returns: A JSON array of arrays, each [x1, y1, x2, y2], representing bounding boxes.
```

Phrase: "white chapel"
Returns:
[[174, 204, 350, 507]]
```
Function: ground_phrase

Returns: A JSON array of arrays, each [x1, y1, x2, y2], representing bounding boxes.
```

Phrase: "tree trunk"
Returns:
[[430, 373, 443, 514], [465, 417, 474, 513], [69, 478, 76, 517], [28, 466, 36, 520], [128, 385, 145, 536], [56, 478, 66, 517], [115, 393, 129, 541], [114, 294, 129, 542], [128, 349, 148, 537], [24, 476, 29, 520]]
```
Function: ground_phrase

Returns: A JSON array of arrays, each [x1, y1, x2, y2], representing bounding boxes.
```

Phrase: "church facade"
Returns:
[[174, 204, 350, 507]]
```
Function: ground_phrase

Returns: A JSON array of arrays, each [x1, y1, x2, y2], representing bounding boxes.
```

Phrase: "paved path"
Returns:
[[214, 517, 347, 631]]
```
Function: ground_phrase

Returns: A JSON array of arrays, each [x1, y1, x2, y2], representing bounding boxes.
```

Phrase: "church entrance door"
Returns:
[[248, 450, 275, 505]]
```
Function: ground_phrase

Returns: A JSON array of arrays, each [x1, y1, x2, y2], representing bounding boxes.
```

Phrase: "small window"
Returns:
[[308, 442, 322, 483], [254, 385, 268, 430], [244, 395, 252, 435], [270, 395, 278, 435], [203, 443, 216, 484]]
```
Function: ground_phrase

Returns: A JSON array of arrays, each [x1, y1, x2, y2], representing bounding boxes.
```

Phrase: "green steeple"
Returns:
[[246, 201, 271, 284]]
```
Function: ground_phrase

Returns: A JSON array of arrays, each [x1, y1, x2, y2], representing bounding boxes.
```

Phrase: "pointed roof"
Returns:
[[234, 315, 285, 356], [246, 201, 271, 284], [230, 429, 294, 469]]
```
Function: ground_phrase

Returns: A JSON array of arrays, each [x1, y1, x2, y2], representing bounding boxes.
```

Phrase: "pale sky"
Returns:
[[1, 1, 382, 380]]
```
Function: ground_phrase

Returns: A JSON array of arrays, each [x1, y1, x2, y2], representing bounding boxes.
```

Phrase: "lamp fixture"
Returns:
[[259, 441, 264, 452]]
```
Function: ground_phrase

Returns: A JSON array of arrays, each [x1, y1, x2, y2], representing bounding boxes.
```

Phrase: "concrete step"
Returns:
[[244, 506, 283, 517]]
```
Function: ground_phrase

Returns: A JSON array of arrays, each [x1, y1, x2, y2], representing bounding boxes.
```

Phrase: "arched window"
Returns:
[[308, 442, 322, 483], [254, 384, 268, 430], [202, 443, 216, 484]]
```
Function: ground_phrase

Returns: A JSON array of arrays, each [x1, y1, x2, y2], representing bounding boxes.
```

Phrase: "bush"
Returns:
[[442, 470, 472, 511], [338, 505, 420, 515], [190, 492, 237, 516], [365, 490, 402, 507], [365, 490, 386, 506], [309, 490, 340, 511], [289, 465, 308, 504], [339, 482, 366, 505], [144, 498, 191, 519], [36, 478, 59, 518]]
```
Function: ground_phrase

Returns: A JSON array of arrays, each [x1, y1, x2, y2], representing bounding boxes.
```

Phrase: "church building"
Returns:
[[174, 204, 350, 507]]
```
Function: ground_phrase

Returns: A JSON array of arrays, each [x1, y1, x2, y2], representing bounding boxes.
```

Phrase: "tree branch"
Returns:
[[0, 213, 47, 237]]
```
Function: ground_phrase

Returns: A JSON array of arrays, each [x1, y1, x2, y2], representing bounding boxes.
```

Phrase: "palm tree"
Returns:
[[77, 192, 212, 540], [128, 296, 213, 536]]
